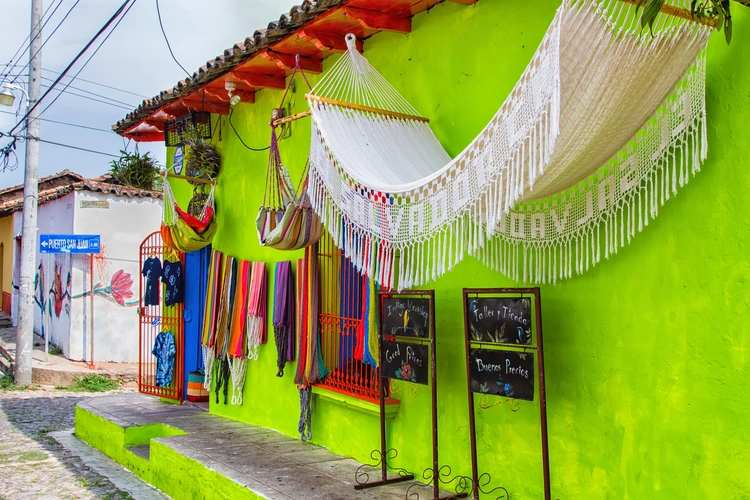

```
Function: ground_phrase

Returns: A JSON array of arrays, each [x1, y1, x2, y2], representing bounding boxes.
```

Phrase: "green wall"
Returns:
[[167, 1, 750, 498]]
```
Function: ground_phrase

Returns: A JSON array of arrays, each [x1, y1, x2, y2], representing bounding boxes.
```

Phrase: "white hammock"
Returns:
[[305, 0, 711, 290]]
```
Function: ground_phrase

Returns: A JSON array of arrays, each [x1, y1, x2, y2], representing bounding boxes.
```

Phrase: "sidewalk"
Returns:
[[0, 321, 137, 387]]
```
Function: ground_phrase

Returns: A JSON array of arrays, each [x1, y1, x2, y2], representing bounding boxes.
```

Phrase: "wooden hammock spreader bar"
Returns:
[[617, 0, 719, 27], [305, 94, 430, 123], [272, 109, 312, 127], [165, 172, 216, 185]]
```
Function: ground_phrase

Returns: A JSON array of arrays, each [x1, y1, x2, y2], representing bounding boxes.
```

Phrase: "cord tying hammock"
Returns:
[[306, 0, 712, 289], [256, 62, 324, 251], [162, 179, 218, 253]]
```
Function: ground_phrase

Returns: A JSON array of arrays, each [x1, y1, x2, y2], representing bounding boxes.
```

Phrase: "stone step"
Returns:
[[126, 445, 150, 461]]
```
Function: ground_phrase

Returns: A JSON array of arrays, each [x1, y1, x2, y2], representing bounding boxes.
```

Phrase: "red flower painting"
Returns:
[[109, 270, 134, 306]]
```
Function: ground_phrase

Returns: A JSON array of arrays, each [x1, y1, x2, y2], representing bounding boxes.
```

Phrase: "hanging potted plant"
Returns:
[[183, 127, 221, 185]]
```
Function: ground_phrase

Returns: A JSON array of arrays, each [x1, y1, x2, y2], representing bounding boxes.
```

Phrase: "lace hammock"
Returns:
[[305, 0, 712, 290], [162, 179, 218, 253]]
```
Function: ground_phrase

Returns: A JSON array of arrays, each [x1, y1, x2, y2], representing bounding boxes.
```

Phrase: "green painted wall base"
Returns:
[[74, 406, 263, 500]]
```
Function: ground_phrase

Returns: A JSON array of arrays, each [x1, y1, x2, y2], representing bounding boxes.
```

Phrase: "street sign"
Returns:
[[39, 234, 101, 254], [173, 146, 184, 175]]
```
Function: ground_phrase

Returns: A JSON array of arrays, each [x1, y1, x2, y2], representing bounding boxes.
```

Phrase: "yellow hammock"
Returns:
[[162, 178, 217, 253]]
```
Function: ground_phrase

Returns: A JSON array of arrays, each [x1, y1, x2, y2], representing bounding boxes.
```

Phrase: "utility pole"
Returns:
[[15, 0, 43, 386]]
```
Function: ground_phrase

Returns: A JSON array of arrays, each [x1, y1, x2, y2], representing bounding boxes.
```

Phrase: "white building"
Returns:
[[0, 170, 162, 363]]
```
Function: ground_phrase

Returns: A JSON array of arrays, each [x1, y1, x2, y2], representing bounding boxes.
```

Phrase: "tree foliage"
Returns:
[[109, 148, 162, 191]]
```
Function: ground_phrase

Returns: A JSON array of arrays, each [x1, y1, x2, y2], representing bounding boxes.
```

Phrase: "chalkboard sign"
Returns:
[[382, 297, 431, 338], [382, 340, 429, 385], [470, 348, 534, 401], [466, 297, 532, 345]]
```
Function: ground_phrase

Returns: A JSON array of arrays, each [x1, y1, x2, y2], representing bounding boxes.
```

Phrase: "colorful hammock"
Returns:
[[163, 176, 217, 253], [273, 261, 295, 377], [256, 126, 323, 251]]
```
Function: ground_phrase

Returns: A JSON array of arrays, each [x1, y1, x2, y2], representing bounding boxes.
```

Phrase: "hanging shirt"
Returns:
[[162, 260, 184, 306], [152, 331, 176, 387], [142, 257, 162, 306]]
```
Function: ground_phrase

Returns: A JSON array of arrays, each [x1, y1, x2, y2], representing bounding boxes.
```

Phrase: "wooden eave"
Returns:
[[113, 0, 461, 141]]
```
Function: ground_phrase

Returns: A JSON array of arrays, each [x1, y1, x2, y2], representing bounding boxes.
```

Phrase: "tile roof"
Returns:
[[0, 172, 162, 218], [112, 0, 344, 136]]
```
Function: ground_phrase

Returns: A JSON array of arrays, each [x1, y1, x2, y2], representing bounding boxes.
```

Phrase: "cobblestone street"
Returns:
[[0, 388, 135, 500]]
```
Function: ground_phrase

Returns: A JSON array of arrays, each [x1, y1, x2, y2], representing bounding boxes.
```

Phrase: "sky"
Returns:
[[0, 0, 284, 189]]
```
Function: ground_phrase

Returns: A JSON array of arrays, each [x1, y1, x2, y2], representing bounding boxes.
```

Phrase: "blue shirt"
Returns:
[[162, 260, 184, 306], [142, 257, 162, 306], [152, 331, 176, 387]]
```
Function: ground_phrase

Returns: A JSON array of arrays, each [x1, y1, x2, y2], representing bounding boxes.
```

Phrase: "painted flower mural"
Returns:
[[74, 269, 138, 306]]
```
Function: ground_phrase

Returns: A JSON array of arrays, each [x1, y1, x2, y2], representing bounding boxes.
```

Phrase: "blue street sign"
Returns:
[[39, 234, 101, 254]]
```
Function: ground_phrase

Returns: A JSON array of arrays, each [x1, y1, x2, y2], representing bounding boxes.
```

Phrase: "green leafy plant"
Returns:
[[48, 344, 63, 356], [637, 0, 741, 44], [182, 127, 221, 185], [109, 148, 162, 191], [57, 374, 120, 393], [0, 375, 15, 390]]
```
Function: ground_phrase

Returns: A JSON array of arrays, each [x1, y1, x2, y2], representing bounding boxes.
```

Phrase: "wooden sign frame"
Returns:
[[356, 290, 467, 500], [462, 287, 551, 500]]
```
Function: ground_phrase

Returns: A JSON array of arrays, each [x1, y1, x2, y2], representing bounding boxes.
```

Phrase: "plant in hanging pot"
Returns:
[[182, 127, 221, 186]]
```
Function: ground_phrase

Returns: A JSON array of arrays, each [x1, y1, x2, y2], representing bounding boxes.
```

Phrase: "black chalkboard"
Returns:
[[466, 297, 532, 345], [469, 348, 534, 401], [381, 297, 431, 338], [382, 340, 429, 385]]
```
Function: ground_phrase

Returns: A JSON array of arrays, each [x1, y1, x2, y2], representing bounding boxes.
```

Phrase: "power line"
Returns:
[[40, 81, 135, 109], [40, 76, 135, 107], [38, 0, 138, 119], [0, 0, 63, 84], [5, 64, 148, 99], [10, 0, 82, 86], [35, 137, 118, 157], [5, 0, 136, 135], [0, 110, 114, 133]]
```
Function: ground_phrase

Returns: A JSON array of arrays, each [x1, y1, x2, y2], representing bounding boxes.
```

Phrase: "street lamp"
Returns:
[[0, 83, 29, 109]]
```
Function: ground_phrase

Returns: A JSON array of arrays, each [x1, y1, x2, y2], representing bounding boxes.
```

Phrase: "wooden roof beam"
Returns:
[[231, 70, 287, 90], [261, 50, 322, 74], [297, 30, 363, 53], [342, 7, 411, 33], [180, 94, 230, 115]]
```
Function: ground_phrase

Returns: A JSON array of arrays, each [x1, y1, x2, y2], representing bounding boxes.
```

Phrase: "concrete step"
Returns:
[[0, 355, 13, 377], [126, 445, 150, 461]]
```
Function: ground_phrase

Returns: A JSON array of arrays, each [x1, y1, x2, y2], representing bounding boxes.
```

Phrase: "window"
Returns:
[[315, 234, 380, 401]]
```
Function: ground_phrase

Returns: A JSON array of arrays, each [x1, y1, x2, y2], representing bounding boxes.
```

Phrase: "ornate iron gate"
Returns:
[[138, 231, 185, 401]]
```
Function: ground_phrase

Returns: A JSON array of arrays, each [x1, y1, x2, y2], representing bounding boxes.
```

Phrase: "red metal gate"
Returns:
[[138, 231, 185, 401]]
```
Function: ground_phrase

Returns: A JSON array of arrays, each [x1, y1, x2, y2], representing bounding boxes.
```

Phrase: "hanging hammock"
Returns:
[[256, 60, 324, 251], [246, 262, 267, 361], [162, 177, 218, 253], [273, 261, 295, 377], [305, 0, 712, 289]]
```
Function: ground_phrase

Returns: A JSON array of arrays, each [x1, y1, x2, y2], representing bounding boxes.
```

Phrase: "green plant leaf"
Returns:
[[641, 0, 666, 34]]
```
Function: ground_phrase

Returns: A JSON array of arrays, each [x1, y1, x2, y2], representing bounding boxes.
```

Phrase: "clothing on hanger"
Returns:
[[142, 256, 162, 306], [162, 259, 184, 306], [152, 330, 176, 387]]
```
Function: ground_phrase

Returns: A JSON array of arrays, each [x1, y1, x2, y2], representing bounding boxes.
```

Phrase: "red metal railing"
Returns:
[[138, 231, 184, 402], [316, 234, 381, 402]]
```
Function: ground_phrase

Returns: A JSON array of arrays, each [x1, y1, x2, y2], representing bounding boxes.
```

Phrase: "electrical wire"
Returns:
[[6, 64, 148, 98], [40, 84, 134, 110], [34, 137, 119, 157], [40, 77, 135, 107], [0, 109, 114, 133], [9, 0, 82, 86], [5, 0, 136, 135], [228, 108, 270, 151], [37, 0, 138, 119], [0, 0, 63, 85], [154, 0, 268, 151]]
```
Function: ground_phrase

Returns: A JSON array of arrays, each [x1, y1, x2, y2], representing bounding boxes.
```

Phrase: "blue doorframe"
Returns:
[[183, 245, 210, 400]]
